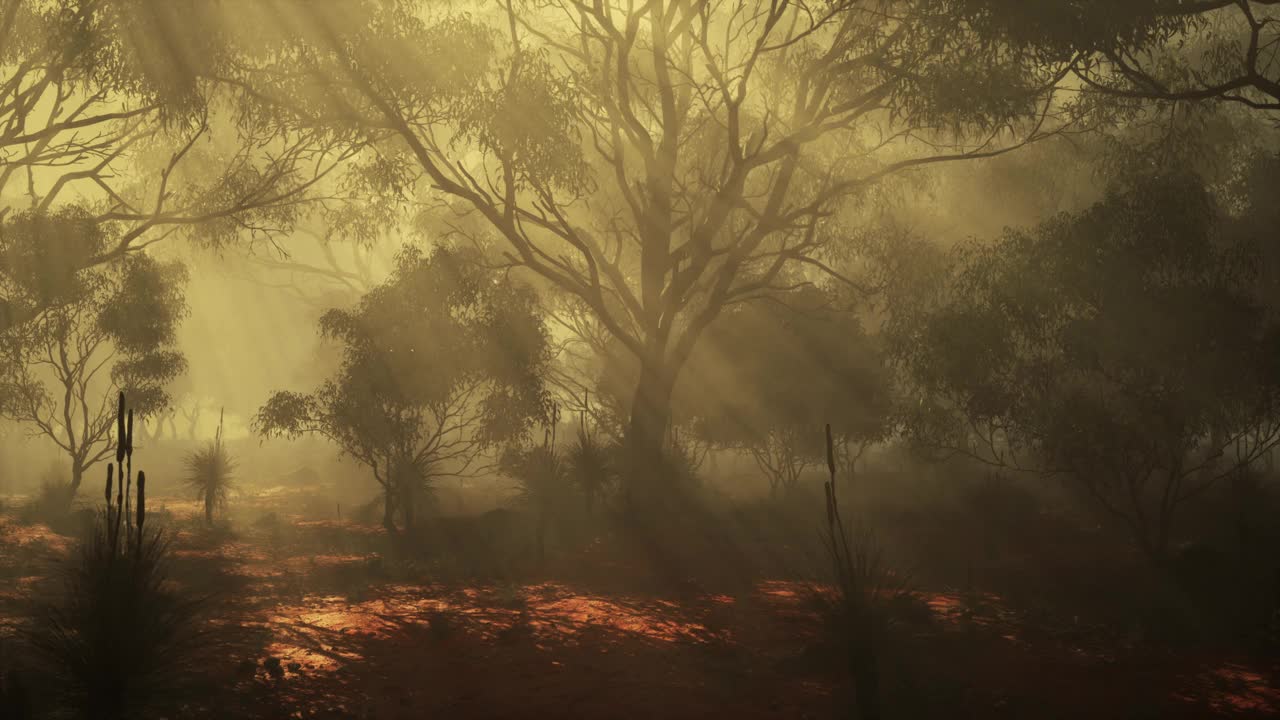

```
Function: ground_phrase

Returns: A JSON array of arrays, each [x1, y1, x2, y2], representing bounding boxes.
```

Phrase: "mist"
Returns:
[[1, 1, 1279, 718]]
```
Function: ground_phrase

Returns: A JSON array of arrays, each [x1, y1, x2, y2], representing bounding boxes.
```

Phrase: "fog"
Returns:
[[1, 1, 1279, 718]]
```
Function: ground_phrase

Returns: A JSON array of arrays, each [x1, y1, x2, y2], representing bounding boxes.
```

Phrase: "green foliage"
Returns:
[[1, 252, 187, 498], [892, 173, 1280, 560], [567, 427, 615, 511], [503, 444, 572, 515], [256, 245, 552, 531], [25, 392, 201, 719], [690, 288, 893, 496], [26, 510, 200, 719]]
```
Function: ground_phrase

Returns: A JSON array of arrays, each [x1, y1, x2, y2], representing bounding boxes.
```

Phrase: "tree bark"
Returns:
[[401, 482, 416, 531], [382, 490, 398, 534], [624, 360, 676, 504], [69, 460, 84, 497]]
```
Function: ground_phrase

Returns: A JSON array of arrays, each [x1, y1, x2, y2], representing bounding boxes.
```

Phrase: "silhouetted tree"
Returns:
[[692, 288, 893, 498], [0, 0, 358, 338], [953, 0, 1280, 111], [256, 245, 552, 533], [892, 173, 1280, 565], [0, 249, 186, 500]]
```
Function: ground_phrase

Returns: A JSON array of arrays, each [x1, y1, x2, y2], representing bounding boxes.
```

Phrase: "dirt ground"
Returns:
[[0, 486, 1276, 719]]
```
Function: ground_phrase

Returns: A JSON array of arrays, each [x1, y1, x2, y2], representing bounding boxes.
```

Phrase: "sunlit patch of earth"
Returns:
[[1176, 663, 1280, 713], [255, 580, 736, 674]]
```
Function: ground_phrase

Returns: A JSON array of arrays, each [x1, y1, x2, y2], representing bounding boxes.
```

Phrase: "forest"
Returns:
[[0, 0, 1278, 718]]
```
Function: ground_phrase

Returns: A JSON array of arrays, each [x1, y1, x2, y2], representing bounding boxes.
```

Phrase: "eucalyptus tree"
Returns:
[[0, 0, 357, 336], [0, 234, 187, 498], [891, 173, 1280, 565], [690, 287, 893, 498], [226, 0, 1081, 496], [953, 0, 1280, 112], [255, 245, 552, 533]]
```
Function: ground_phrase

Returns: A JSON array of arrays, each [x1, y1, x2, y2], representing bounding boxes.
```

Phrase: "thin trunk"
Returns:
[[69, 460, 84, 496], [204, 487, 214, 526]]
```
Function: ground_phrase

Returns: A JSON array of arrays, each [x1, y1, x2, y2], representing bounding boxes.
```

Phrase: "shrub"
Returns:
[[502, 444, 572, 566], [567, 426, 614, 513], [25, 393, 205, 719], [819, 425, 909, 720], [183, 410, 235, 526], [20, 477, 76, 530]]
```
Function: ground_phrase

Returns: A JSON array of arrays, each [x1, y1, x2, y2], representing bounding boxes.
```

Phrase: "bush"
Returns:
[[25, 392, 207, 719], [20, 477, 77, 532], [25, 510, 205, 719], [819, 426, 909, 720], [183, 412, 235, 526], [502, 444, 574, 565], [567, 427, 614, 513]]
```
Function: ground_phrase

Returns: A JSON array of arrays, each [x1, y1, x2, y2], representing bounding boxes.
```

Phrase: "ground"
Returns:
[[0, 485, 1276, 719]]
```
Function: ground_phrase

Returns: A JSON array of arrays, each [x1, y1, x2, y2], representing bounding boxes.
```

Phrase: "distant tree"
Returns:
[[692, 288, 893, 498], [891, 173, 1280, 565], [230, 0, 1080, 494], [255, 246, 552, 533], [0, 238, 187, 500]]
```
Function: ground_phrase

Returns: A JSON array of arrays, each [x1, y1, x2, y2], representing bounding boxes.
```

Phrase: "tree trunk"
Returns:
[[204, 488, 214, 526], [382, 490, 398, 534], [401, 483, 416, 531], [69, 460, 84, 497], [536, 512, 546, 568], [624, 361, 675, 499]]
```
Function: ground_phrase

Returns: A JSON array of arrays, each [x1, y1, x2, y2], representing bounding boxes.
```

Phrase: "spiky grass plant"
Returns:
[[25, 393, 204, 720], [505, 444, 568, 566], [567, 426, 614, 513], [820, 424, 907, 720], [184, 409, 235, 526]]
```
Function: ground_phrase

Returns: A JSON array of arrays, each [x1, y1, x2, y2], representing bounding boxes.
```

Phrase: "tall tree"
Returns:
[[255, 245, 552, 533], [231, 0, 1078, 489]]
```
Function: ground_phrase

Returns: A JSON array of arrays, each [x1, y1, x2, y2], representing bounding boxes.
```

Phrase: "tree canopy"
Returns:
[[255, 244, 553, 531], [891, 172, 1280, 561]]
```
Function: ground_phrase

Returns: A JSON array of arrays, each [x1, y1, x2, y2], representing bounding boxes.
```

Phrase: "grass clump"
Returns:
[[25, 393, 206, 719], [184, 409, 236, 526]]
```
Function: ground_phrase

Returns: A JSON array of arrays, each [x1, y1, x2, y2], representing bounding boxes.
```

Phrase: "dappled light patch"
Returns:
[[1176, 663, 1280, 714], [0, 519, 72, 554], [150, 498, 205, 521], [757, 579, 807, 601], [283, 553, 373, 574], [255, 580, 732, 672], [291, 519, 383, 536]]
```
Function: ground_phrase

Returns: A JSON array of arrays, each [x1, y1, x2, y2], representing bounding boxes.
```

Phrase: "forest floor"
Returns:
[[0, 484, 1277, 719]]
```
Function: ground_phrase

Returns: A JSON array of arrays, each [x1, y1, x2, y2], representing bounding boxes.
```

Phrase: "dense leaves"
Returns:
[[892, 173, 1280, 559], [0, 253, 187, 495], [256, 245, 552, 531]]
